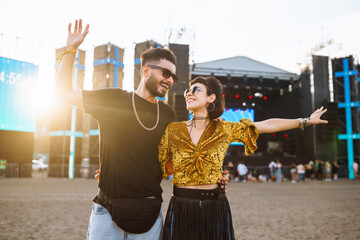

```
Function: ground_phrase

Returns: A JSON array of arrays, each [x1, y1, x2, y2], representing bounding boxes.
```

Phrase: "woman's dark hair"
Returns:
[[189, 76, 225, 120]]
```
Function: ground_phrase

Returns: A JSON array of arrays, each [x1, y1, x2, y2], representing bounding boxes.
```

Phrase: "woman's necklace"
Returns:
[[186, 116, 210, 135], [132, 92, 159, 131]]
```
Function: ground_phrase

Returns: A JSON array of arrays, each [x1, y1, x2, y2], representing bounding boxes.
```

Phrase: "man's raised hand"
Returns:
[[66, 19, 89, 51]]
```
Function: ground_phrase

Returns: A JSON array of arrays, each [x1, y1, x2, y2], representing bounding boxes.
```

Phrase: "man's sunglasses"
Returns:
[[184, 85, 201, 98], [147, 65, 178, 83]]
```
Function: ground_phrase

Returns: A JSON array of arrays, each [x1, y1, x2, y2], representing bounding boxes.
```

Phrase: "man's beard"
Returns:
[[145, 73, 167, 98]]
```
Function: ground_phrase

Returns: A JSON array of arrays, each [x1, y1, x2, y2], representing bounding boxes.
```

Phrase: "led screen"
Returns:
[[221, 108, 255, 145], [0, 57, 38, 132]]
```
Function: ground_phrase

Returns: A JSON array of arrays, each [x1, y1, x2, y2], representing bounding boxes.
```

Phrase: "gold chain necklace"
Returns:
[[132, 92, 159, 131]]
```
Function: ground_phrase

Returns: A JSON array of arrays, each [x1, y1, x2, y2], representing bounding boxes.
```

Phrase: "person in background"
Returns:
[[258, 174, 269, 182], [324, 161, 332, 182], [297, 163, 305, 182], [305, 161, 312, 181], [353, 161, 359, 180], [237, 161, 248, 182], [268, 160, 276, 182], [315, 160, 324, 180], [275, 159, 282, 182], [332, 160, 339, 180], [290, 162, 297, 183], [309, 161, 315, 180], [247, 170, 257, 182], [0, 159, 6, 179]]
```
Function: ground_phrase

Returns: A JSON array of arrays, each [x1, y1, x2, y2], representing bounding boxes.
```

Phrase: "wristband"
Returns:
[[56, 48, 78, 62], [298, 117, 312, 130], [298, 118, 304, 130]]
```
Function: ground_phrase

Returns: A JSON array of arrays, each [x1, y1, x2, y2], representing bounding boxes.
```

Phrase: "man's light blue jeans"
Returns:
[[86, 202, 163, 240]]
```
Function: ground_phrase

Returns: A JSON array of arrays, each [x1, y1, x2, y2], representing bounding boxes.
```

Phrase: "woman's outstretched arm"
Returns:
[[254, 106, 328, 134]]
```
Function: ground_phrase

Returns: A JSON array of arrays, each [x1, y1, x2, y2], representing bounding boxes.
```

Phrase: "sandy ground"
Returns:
[[0, 175, 360, 240]]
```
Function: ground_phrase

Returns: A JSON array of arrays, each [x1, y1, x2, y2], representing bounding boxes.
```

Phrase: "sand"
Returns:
[[0, 176, 360, 240]]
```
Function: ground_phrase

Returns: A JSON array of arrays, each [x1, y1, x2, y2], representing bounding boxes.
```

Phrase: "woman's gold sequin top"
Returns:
[[158, 118, 259, 186]]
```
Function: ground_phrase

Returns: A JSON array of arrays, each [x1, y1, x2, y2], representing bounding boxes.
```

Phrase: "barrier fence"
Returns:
[[0, 163, 33, 178], [48, 164, 99, 178], [0, 163, 99, 179], [224, 164, 350, 180], [0, 163, 354, 180]]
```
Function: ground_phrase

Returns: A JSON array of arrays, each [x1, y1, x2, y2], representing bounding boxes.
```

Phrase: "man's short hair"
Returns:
[[141, 48, 176, 68]]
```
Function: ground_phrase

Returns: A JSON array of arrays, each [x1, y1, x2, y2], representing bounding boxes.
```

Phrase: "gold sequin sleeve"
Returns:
[[224, 119, 259, 155], [158, 124, 172, 178]]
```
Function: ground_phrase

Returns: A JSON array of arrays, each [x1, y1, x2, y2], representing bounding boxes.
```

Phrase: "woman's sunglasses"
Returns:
[[146, 65, 178, 83], [184, 86, 201, 98]]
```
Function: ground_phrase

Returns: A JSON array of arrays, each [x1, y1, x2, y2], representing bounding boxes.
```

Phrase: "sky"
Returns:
[[1, 0, 360, 111]]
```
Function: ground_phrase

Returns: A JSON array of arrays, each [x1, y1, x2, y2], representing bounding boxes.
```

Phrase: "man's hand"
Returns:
[[95, 169, 100, 183], [218, 170, 229, 193], [66, 19, 89, 51]]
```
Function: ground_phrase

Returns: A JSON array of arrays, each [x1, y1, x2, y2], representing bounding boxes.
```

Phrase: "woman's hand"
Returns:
[[309, 106, 328, 125]]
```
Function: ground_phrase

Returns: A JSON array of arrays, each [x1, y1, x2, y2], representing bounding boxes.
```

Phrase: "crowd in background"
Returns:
[[224, 159, 360, 183]]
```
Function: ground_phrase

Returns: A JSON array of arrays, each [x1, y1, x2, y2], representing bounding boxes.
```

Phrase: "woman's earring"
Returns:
[[207, 102, 215, 112]]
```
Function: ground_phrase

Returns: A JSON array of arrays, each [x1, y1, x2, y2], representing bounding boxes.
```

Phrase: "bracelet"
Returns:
[[307, 117, 311, 127], [298, 117, 312, 130], [298, 118, 305, 130], [56, 48, 78, 62]]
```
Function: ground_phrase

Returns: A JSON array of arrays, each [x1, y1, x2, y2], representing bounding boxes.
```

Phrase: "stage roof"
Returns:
[[191, 56, 298, 81]]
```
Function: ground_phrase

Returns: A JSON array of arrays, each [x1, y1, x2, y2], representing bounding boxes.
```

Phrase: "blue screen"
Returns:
[[0, 57, 38, 132], [221, 108, 255, 145], [221, 108, 254, 122], [188, 108, 255, 145]]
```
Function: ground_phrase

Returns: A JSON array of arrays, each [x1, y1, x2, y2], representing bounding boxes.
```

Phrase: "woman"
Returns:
[[275, 159, 283, 182], [324, 161, 332, 181], [159, 76, 328, 239]]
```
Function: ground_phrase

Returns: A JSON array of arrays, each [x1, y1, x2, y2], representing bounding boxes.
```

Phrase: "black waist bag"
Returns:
[[95, 191, 162, 234]]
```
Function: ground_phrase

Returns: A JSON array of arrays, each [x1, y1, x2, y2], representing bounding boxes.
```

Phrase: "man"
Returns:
[[56, 19, 228, 239], [268, 160, 276, 182], [296, 163, 305, 182], [237, 161, 248, 182]]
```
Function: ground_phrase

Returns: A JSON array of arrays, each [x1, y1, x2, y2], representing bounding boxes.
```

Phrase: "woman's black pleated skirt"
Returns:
[[163, 185, 235, 240]]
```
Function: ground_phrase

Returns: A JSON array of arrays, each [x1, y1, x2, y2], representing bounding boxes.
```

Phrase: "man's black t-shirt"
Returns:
[[83, 88, 176, 199]]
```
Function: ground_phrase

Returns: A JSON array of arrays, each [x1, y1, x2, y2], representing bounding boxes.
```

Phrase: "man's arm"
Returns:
[[218, 171, 229, 193], [254, 106, 328, 134], [56, 19, 89, 108]]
